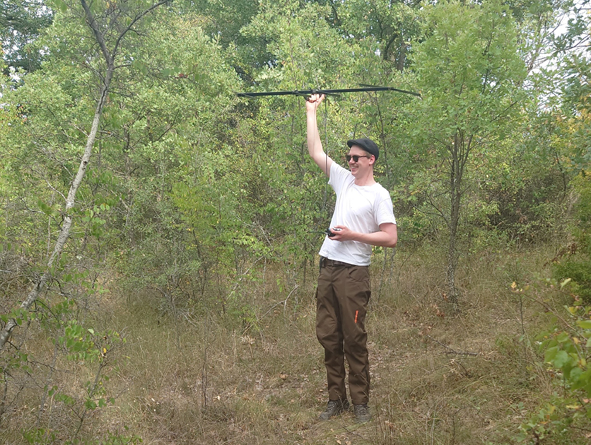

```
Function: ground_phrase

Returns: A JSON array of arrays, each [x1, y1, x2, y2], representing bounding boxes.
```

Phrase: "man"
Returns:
[[306, 94, 397, 423]]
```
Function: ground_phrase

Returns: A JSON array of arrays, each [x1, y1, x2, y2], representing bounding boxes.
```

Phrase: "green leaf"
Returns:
[[51, 0, 68, 13], [85, 399, 97, 410], [553, 350, 570, 368], [544, 346, 558, 362], [577, 320, 591, 329]]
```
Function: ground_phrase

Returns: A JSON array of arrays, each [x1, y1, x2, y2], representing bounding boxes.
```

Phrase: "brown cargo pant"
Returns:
[[316, 257, 371, 405]]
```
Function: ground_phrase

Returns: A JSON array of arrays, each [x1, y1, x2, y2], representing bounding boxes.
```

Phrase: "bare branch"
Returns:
[[111, 1, 169, 58], [80, 0, 112, 65]]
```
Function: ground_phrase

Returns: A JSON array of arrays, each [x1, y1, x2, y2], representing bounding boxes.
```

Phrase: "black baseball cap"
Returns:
[[347, 138, 379, 161]]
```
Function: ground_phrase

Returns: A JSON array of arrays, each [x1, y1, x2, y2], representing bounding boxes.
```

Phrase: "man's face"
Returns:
[[347, 146, 374, 177]]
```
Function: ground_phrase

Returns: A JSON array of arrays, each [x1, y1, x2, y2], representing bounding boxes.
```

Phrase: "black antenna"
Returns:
[[236, 85, 421, 98]]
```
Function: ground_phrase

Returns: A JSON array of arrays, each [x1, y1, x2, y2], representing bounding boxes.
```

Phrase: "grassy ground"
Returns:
[[0, 242, 577, 444]]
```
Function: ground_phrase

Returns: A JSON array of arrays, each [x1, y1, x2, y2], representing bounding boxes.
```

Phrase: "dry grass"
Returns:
[[0, 241, 578, 444]]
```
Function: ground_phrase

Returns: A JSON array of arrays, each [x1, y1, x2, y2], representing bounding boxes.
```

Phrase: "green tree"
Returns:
[[408, 0, 527, 308], [0, 4, 247, 436], [0, 0, 53, 73], [0, 0, 169, 349], [0, 58, 11, 242], [240, 1, 362, 270], [183, 0, 263, 82], [108, 11, 246, 317], [327, 0, 421, 71], [550, 35, 591, 302]]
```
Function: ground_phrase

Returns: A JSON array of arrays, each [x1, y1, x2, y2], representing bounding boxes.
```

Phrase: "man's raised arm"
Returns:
[[306, 94, 333, 177]]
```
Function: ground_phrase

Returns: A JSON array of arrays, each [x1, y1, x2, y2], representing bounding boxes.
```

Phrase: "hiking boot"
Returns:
[[319, 399, 349, 420], [354, 404, 371, 423]]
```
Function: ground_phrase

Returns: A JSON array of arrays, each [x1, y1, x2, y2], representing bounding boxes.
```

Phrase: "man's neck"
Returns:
[[354, 172, 376, 186]]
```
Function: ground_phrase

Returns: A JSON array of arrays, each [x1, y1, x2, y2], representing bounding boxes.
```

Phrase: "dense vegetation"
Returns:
[[2, 0, 591, 443]]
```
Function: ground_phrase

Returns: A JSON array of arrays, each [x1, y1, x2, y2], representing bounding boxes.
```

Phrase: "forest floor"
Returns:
[[96, 244, 565, 445], [0, 243, 574, 444]]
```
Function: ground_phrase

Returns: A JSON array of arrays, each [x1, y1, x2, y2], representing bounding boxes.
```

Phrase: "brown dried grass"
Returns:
[[0, 242, 571, 444]]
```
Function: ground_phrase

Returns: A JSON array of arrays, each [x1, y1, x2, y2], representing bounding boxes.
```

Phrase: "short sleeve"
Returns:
[[375, 190, 396, 226]]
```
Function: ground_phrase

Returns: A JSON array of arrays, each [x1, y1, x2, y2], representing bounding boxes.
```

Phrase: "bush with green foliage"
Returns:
[[553, 173, 591, 302], [519, 295, 591, 443]]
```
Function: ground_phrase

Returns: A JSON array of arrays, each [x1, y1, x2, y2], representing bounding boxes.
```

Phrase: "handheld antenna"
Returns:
[[236, 85, 421, 98]]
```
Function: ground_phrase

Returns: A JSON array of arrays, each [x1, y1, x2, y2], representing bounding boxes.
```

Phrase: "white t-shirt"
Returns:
[[319, 162, 397, 266]]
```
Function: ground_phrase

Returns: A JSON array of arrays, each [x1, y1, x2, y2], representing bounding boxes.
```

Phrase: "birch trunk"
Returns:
[[0, 69, 114, 351]]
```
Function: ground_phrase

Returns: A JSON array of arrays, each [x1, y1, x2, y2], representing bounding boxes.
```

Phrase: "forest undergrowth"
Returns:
[[0, 241, 577, 444], [2, 1, 586, 443]]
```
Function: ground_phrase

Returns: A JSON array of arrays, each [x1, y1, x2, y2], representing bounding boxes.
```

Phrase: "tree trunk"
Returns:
[[446, 133, 462, 312], [0, 67, 114, 351]]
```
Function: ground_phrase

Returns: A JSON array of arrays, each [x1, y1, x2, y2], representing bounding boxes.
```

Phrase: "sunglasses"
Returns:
[[345, 154, 371, 162]]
